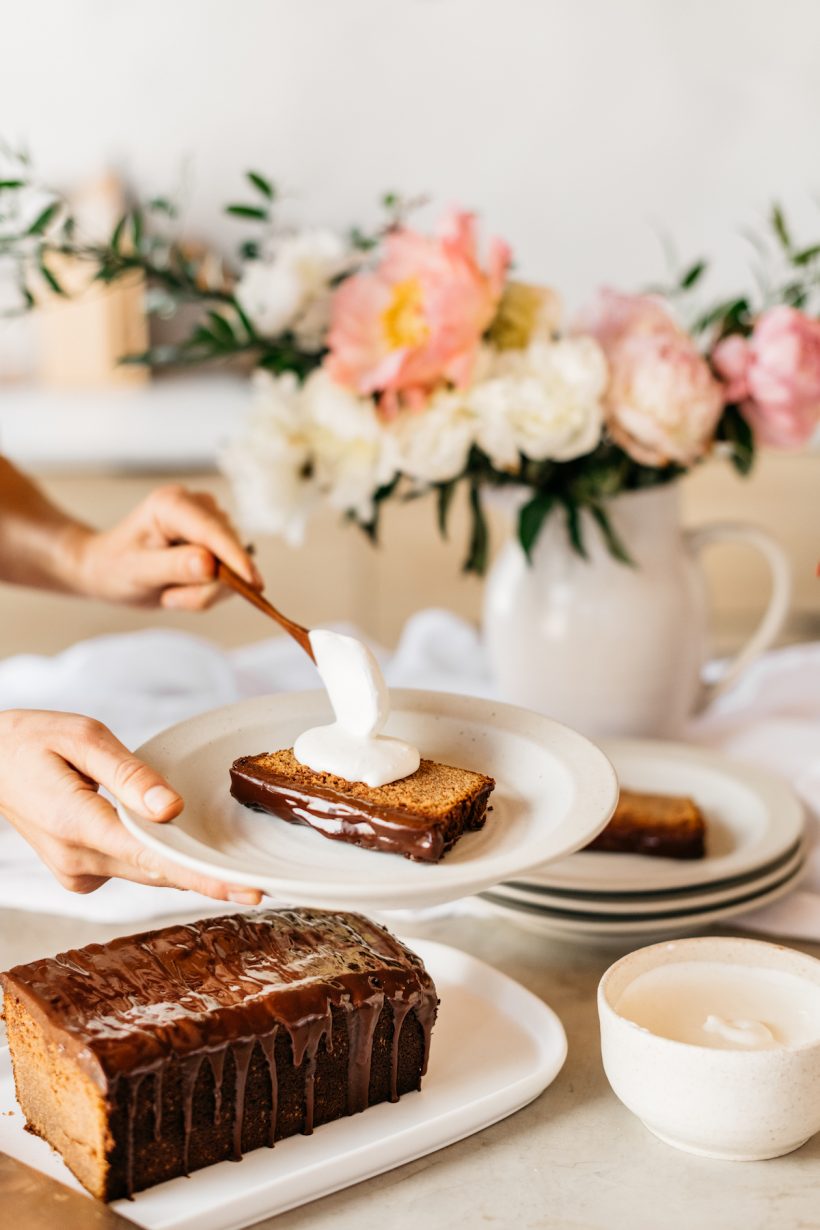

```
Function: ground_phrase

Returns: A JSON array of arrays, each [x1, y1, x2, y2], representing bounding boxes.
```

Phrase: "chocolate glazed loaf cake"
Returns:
[[0, 909, 437, 1201]]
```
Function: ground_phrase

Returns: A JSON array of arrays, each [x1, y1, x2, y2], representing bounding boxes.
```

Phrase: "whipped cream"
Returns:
[[293, 629, 420, 788], [615, 961, 820, 1051]]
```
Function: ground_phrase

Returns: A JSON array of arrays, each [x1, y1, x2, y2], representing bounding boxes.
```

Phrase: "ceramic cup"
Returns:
[[598, 936, 820, 1161]]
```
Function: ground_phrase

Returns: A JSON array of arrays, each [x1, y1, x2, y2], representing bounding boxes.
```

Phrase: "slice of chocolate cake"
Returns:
[[585, 788, 706, 859], [1, 909, 437, 1201], [230, 749, 495, 863]]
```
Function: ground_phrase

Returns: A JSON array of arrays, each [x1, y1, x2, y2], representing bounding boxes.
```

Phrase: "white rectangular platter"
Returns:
[[0, 939, 566, 1230]]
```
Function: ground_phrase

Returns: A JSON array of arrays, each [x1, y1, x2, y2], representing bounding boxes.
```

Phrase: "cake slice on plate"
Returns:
[[585, 788, 706, 859], [230, 749, 495, 863]]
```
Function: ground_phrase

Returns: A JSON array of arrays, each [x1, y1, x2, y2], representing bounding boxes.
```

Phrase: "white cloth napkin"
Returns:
[[0, 611, 818, 937]]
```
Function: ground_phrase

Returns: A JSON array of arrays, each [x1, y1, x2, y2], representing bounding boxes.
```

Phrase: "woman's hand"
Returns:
[[70, 484, 262, 610], [0, 709, 263, 902]]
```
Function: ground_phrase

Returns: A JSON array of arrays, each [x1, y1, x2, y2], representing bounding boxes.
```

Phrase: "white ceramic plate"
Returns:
[[521, 739, 805, 896], [118, 690, 618, 911], [498, 839, 807, 916], [481, 859, 806, 941], [0, 939, 566, 1230]]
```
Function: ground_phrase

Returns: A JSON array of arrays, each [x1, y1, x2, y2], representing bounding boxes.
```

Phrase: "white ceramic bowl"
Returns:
[[598, 936, 820, 1161]]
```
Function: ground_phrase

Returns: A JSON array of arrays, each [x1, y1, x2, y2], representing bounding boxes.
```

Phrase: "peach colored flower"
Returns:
[[604, 331, 724, 466], [325, 210, 510, 415], [578, 288, 723, 467], [714, 306, 820, 449], [573, 287, 673, 350]]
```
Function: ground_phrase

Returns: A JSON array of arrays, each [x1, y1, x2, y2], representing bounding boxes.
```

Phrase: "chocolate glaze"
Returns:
[[2, 909, 437, 1196], [230, 763, 493, 862]]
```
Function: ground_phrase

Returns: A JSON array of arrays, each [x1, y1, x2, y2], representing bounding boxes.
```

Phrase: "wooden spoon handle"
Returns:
[[216, 561, 315, 662]]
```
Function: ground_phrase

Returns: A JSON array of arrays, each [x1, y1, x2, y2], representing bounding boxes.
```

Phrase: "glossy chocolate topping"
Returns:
[[230, 761, 493, 862], [2, 909, 437, 1195]]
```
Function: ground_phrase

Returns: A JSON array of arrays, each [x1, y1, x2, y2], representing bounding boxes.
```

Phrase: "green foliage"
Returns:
[[518, 492, 554, 561], [717, 404, 756, 476], [463, 484, 489, 574]]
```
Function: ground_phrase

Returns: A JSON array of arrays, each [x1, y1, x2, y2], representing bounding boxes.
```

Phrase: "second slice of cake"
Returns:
[[230, 749, 495, 862]]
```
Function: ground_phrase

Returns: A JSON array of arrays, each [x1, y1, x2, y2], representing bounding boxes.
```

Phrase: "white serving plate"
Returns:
[[498, 839, 807, 916], [481, 859, 806, 941], [524, 739, 804, 896], [119, 690, 618, 911], [0, 939, 566, 1230]]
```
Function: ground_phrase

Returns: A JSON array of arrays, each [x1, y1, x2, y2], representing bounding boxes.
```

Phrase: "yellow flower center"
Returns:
[[381, 278, 428, 350]]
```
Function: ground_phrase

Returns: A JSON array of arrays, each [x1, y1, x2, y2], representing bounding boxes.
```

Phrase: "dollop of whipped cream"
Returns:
[[293, 629, 420, 788], [702, 1015, 776, 1049]]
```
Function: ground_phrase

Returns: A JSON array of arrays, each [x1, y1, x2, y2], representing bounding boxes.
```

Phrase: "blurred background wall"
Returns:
[[0, 0, 817, 653]]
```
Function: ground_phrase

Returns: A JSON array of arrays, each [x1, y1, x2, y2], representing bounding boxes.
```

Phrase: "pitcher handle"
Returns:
[[685, 522, 792, 714]]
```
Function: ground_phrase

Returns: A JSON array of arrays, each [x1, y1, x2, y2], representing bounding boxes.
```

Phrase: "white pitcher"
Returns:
[[482, 485, 791, 738]]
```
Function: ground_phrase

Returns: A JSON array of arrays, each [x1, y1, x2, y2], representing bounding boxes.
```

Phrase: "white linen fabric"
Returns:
[[0, 611, 818, 935]]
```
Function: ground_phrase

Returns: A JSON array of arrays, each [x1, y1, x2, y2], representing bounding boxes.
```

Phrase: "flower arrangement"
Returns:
[[2, 154, 819, 572]]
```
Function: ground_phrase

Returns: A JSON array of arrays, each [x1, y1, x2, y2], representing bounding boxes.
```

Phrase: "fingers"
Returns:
[[53, 716, 183, 823], [160, 580, 225, 611], [43, 777, 263, 903], [150, 486, 262, 588]]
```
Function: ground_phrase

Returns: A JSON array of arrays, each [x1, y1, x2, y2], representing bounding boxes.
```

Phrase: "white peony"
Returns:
[[301, 370, 392, 521], [221, 371, 316, 545], [470, 337, 607, 469], [235, 230, 347, 345], [384, 387, 476, 484]]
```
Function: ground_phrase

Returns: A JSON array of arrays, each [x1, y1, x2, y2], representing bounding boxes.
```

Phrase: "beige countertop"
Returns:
[[2, 905, 819, 1230]]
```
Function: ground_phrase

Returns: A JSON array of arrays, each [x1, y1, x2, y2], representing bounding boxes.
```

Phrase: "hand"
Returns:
[[71, 484, 263, 610], [0, 709, 263, 903]]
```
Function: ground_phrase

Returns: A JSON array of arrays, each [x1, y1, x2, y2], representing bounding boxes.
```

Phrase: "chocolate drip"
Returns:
[[345, 993, 383, 1114], [124, 1072, 145, 1198], [287, 1008, 332, 1136], [152, 1068, 163, 1141], [180, 1053, 205, 1175], [258, 1031, 278, 1146], [231, 1040, 255, 1161], [206, 1049, 226, 1125], [388, 1000, 413, 1102]]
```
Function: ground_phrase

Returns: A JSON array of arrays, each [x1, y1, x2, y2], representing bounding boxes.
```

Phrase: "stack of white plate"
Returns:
[[482, 739, 807, 941]]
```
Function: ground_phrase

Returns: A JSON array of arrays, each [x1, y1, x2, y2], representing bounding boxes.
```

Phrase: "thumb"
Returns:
[[57, 716, 183, 822]]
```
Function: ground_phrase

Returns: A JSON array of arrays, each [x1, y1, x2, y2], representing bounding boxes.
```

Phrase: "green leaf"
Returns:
[[206, 311, 236, 345], [563, 499, 588, 559], [232, 296, 256, 338], [349, 226, 377, 252], [26, 200, 60, 236], [718, 404, 755, 476], [518, 492, 554, 561], [463, 484, 489, 575], [0, 179, 24, 190], [239, 239, 260, 261], [39, 260, 65, 296], [382, 192, 398, 209], [589, 503, 634, 566], [225, 203, 269, 221], [247, 170, 274, 199], [679, 259, 706, 290], [131, 208, 144, 251], [793, 244, 820, 267], [771, 203, 791, 251], [110, 214, 127, 253], [148, 196, 177, 217], [436, 481, 457, 539]]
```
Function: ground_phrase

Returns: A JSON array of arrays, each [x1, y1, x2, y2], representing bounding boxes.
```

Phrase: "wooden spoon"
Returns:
[[216, 560, 316, 662]]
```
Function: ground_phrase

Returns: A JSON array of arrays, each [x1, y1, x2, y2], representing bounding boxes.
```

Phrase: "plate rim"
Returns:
[[494, 839, 807, 917], [481, 857, 806, 935], [118, 688, 619, 911]]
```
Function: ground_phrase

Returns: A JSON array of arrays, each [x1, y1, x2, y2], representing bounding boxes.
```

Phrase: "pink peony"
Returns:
[[714, 306, 820, 449], [325, 210, 510, 416], [577, 288, 724, 467], [573, 287, 673, 350]]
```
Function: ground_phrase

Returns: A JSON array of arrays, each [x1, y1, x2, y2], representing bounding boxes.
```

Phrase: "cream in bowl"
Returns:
[[598, 936, 820, 1160]]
